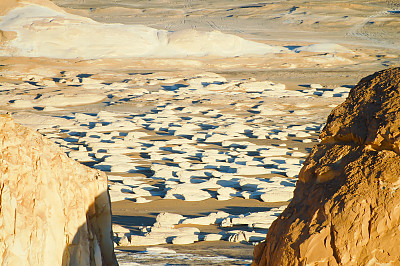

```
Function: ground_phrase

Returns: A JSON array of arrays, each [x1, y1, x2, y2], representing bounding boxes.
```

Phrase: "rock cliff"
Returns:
[[0, 114, 117, 265], [253, 67, 400, 265]]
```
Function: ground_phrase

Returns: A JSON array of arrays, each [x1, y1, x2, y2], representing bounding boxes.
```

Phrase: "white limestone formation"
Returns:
[[0, 115, 117, 266]]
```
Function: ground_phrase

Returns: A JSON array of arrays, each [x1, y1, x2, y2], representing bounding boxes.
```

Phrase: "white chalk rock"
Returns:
[[130, 234, 167, 246], [164, 184, 212, 201], [145, 247, 176, 255], [203, 233, 223, 241], [153, 212, 184, 228], [172, 235, 199, 245], [245, 231, 268, 242], [68, 150, 95, 162], [217, 187, 237, 201], [260, 191, 293, 202], [118, 235, 131, 246], [228, 231, 247, 243], [170, 227, 200, 245], [181, 211, 229, 225], [0, 115, 117, 265], [290, 151, 308, 157], [0, 3, 287, 59], [310, 83, 324, 89], [236, 166, 269, 175]]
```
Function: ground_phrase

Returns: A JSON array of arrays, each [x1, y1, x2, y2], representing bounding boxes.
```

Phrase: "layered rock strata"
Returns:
[[253, 67, 400, 265], [0, 115, 117, 265]]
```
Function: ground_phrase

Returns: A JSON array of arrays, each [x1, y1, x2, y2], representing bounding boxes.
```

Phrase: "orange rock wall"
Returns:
[[253, 68, 400, 265]]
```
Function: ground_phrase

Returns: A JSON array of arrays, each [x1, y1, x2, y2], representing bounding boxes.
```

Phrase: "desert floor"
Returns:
[[1, 0, 400, 264]]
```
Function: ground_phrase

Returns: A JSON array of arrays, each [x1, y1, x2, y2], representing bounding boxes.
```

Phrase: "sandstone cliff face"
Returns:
[[0, 115, 117, 265], [253, 67, 400, 265]]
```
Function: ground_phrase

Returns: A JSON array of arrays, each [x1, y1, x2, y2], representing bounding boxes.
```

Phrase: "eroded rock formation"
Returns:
[[253, 67, 400, 265], [0, 115, 117, 265]]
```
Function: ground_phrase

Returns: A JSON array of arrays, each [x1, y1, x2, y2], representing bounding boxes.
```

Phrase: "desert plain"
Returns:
[[1, 0, 400, 264]]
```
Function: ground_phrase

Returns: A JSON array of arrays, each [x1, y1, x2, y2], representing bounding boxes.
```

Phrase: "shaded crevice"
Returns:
[[0, 183, 3, 214], [368, 205, 373, 240], [330, 223, 340, 264]]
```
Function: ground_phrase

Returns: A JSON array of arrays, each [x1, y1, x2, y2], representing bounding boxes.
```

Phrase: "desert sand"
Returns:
[[0, 0, 399, 264]]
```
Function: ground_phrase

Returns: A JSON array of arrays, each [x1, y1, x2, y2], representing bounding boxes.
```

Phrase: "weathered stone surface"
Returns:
[[253, 68, 400, 265], [321, 67, 400, 153], [0, 115, 117, 265]]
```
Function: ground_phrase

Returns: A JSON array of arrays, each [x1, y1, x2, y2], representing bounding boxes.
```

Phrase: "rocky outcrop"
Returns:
[[253, 67, 400, 265], [0, 115, 117, 265]]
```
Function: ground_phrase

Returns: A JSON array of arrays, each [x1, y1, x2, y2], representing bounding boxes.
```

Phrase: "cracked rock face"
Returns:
[[253, 68, 400, 265], [0, 115, 117, 265]]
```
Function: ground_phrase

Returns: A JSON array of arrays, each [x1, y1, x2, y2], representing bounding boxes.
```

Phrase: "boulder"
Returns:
[[0, 115, 117, 265], [253, 68, 400, 265]]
